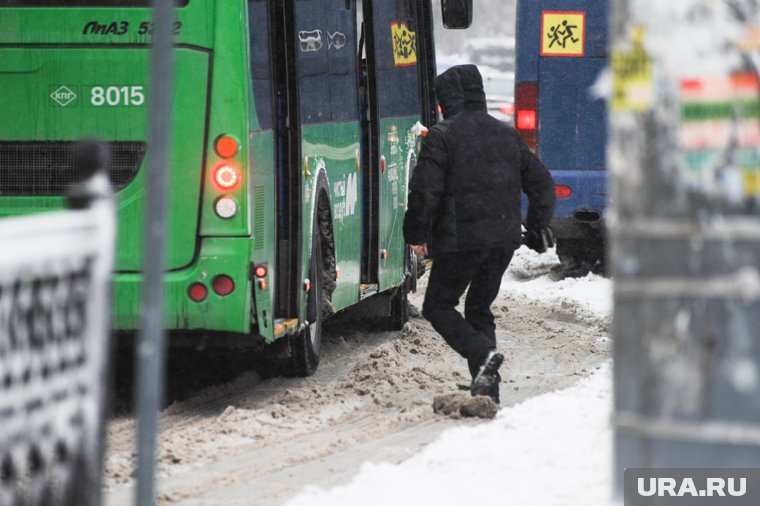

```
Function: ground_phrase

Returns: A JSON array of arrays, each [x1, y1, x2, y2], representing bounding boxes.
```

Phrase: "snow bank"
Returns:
[[505, 246, 613, 321], [286, 362, 613, 506], [286, 244, 615, 506]]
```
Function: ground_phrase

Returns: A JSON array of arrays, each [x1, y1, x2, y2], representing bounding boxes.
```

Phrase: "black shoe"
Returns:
[[470, 351, 503, 401], [489, 383, 500, 405]]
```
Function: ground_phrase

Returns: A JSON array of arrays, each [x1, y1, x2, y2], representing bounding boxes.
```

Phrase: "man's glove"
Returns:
[[522, 227, 555, 254]]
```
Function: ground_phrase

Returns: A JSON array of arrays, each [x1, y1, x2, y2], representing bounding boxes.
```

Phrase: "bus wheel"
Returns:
[[288, 227, 323, 376], [385, 285, 409, 331], [380, 247, 411, 331]]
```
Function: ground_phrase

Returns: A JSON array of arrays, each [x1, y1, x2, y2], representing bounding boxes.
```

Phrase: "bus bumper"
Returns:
[[550, 169, 607, 240], [112, 237, 252, 334]]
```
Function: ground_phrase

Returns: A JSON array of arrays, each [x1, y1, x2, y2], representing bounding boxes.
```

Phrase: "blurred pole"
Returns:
[[135, 0, 175, 504], [611, 0, 760, 495]]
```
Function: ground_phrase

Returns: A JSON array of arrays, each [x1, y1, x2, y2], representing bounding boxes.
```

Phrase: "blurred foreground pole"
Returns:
[[135, 0, 175, 504], [611, 0, 760, 493]]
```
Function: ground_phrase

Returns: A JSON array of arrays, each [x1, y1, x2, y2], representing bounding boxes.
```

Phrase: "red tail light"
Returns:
[[188, 283, 208, 302], [517, 110, 536, 130], [212, 275, 235, 296], [215, 135, 239, 159], [213, 164, 241, 191], [515, 82, 538, 152], [555, 185, 573, 199], [499, 104, 515, 116]]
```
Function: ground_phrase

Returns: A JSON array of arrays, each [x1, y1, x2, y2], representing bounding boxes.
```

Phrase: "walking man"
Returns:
[[403, 65, 555, 403]]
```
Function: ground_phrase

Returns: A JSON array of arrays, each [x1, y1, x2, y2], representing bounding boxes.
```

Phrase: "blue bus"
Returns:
[[514, 0, 608, 270]]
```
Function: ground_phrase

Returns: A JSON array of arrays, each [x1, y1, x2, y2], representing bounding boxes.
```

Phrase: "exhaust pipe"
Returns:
[[574, 209, 602, 223]]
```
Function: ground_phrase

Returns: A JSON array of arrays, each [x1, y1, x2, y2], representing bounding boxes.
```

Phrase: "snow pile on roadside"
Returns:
[[286, 245, 615, 506], [286, 362, 613, 506], [505, 246, 612, 321]]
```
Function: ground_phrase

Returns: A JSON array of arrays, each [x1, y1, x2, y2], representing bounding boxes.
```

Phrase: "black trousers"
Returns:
[[422, 247, 514, 378]]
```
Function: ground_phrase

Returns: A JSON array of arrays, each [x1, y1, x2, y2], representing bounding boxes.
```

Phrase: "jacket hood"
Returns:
[[458, 64, 487, 112], [433, 66, 465, 119], [433, 65, 487, 119]]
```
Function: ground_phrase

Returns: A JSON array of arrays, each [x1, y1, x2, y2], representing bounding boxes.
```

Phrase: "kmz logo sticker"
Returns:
[[50, 85, 79, 107], [391, 21, 416, 67]]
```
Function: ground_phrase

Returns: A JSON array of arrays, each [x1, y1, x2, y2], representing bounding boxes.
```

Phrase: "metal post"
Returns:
[[135, 0, 175, 504], [611, 0, 760, 495]]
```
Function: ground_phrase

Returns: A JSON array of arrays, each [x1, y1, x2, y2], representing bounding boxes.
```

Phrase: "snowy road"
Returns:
[[103, 247, 611, 506]]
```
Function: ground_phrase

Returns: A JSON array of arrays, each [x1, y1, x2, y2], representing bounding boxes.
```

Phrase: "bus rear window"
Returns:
[[0, 0, 188, 6]]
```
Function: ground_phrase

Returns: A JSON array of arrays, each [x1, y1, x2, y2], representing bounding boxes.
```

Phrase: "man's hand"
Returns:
[[410, 243, 428, 257], [522, 228, 555, 254]]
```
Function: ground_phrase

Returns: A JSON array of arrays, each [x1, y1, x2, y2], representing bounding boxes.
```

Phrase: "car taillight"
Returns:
[[499, 104, 515, 116], [213, 164, 241, 191], [515, 81, 538, 152]]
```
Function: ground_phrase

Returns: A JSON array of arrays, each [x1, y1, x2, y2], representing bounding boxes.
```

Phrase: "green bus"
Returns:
[[0, 0, 469, 375]]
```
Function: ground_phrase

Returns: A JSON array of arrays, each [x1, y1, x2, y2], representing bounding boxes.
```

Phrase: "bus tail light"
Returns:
[[189, 282, 208, 302], [215, 135, 239, 158], [555, 185, 573, 199], [517, 110, 536, 130], [254, 264, 267, 278], [213, 164, 241, 191], [515, 82, 539, 152], [212, 275, 235, 296]]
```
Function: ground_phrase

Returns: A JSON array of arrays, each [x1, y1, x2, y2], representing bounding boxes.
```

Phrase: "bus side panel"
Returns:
[[377, 116, 415, 291], [372, 0, 420, 293], [294, 0, 363, 315], [248, 0, 277, 341], [250, 132, 277, 341], [301, 124, 363, 313]]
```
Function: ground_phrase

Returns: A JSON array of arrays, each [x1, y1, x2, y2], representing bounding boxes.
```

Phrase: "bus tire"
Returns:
[[287, 223, 323, 376], [386, 284, 409, 331]]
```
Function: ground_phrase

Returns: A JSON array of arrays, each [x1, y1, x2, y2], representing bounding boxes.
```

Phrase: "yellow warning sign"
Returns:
[[612, 27, 653, 112], [391, 21, 416, 67], [541, 11, 585, 57]]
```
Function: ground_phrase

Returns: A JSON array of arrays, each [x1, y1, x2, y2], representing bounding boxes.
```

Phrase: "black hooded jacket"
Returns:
[[403, 65, 555, 254]]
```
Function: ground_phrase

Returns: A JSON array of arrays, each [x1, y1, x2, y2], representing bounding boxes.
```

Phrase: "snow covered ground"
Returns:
[[286, 246, 615, 506], [505, 246, 613, 320]]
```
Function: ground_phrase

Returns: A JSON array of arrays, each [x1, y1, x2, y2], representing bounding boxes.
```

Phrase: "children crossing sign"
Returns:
[[541, 11, 585, 57]]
